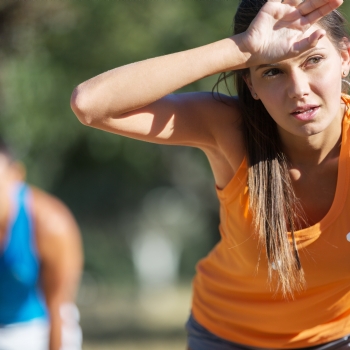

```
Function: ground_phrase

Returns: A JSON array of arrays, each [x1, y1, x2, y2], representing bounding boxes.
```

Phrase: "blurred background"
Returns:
[[0, 1, 349, 349]]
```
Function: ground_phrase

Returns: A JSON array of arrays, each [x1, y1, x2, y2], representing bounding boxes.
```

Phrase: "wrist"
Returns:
[[215, 33, 254, 72]]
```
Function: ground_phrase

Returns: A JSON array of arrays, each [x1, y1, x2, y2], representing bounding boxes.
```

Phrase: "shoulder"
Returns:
[[29, 186, 81, 259], [179, 92, 243, 146], [179, 92, 241, 120], [30, 187, 78, 235], [206, 93, 242, 135], [29, 187, 82, 302]]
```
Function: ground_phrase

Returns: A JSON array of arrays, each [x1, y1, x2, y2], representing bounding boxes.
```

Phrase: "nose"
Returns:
[[287, 71, 310, 99]]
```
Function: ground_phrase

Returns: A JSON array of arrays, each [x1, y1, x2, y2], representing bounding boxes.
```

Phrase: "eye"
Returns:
[[262, 68, 281, 78], [306, 56, 323, 66]]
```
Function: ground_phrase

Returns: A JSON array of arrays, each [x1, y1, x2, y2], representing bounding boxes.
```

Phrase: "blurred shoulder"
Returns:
[[29, 186, 80, 241], [29, 186, 83, 285]]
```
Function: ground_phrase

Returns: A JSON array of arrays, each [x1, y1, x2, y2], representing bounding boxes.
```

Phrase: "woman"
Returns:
[[71, 0, 350, 348], [0, 139, 83, 350]]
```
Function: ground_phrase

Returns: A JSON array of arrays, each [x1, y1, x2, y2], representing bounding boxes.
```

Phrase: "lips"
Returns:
[[290, 105, 320, 121]]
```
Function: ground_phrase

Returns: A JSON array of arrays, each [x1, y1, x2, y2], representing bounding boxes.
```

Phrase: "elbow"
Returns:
[[70, 85, 95, 126]]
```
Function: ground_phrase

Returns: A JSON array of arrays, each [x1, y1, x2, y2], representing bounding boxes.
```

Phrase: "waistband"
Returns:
[[185, 313, 350, 350]]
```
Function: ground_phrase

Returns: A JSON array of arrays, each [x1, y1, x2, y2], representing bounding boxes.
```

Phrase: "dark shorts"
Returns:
[[186, 313, 350, 350]]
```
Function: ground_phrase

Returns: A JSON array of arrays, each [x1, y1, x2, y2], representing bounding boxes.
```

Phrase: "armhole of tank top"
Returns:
[[216, 156, 247, 203]]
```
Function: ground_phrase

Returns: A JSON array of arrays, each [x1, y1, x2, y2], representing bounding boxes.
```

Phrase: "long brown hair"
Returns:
[[214, 0, 350, 297]]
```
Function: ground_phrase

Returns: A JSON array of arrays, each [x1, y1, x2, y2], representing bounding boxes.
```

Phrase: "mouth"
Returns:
[[290, 105, 320, 121]]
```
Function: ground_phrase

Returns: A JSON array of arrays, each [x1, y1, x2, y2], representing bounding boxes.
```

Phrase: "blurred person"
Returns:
[[0, 138, 83, 350], [71, 0, 350, 349]]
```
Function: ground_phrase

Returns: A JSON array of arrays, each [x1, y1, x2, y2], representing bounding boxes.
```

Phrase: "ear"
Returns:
[[340, 37, 350, 77], [243, 73, 259, 100]]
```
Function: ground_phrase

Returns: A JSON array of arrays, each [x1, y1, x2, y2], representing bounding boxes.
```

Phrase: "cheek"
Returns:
[[256, 98, 286, 129], [313, 68, 341, 91], [311, 71, 342, 114], [313, 54, 343, 90], [255, 85, 284, 116], [252, 80, 280, 104]]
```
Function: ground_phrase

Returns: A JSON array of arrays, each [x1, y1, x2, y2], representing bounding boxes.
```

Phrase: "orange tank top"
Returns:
[[192, 95, 350, 349]]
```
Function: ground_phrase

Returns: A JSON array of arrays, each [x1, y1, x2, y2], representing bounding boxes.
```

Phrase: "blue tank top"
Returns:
[[0, 183, 48, 325]]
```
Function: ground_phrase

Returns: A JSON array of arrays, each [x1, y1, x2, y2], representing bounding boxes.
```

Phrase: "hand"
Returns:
[[240, 0, 343, 66]]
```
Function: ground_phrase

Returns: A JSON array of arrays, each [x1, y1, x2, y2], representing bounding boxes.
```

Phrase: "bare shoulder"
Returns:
[[201, 93, 242, 135], [29, 187, 82, 259], [172, 91, 241, 126], [171, 91, 243, 149], [30, 187, 82, 304], [30, 187, 79, 236]]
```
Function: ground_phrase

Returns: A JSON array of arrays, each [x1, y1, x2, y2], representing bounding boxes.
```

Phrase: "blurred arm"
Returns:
[[33, 188, 83, 350]]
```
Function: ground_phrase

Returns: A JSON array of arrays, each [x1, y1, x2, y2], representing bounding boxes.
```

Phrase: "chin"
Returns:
[[299, 120, 334, 137]]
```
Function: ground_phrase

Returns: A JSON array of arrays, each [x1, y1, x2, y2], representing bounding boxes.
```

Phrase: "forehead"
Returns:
[[252, 31, 340, 73], [294, 22, 341, 54], [290, 31, 339, 62]]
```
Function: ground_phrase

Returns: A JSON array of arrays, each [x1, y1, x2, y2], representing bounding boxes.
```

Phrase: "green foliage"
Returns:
[[0, 0, 347, 282], [0, 0, 239, 189], [0, 0, 240, 281]]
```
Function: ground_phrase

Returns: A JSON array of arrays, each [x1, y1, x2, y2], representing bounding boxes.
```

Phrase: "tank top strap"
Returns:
[[3, 183, 39, 286]]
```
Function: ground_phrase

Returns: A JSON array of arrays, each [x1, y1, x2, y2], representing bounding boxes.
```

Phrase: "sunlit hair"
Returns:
[[213, 0, 350, 298]]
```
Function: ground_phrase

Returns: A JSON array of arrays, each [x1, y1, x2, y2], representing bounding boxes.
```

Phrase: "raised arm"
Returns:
[[71, 38, 245, 148], [71, 0, 343, 149]]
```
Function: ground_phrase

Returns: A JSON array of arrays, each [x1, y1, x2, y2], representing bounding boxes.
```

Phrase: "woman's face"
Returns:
[[246, 28, 350, 142]]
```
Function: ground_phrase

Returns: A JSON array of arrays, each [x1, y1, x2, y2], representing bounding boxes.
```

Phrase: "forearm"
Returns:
[[71, 34, 249, 123], [48, 304, 63, 350], [48, 302, 82, 350]]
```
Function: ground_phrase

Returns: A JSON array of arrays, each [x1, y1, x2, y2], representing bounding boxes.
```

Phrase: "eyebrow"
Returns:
[[254, 47, 327, 71], [255, 63, 280, 71]]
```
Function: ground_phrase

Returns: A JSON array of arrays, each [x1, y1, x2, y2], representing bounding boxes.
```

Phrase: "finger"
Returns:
[[298, 0, 343, 17], [301, 1, 342, 27], [292, 28, 326, 53], [282, 0, 304, 5]]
